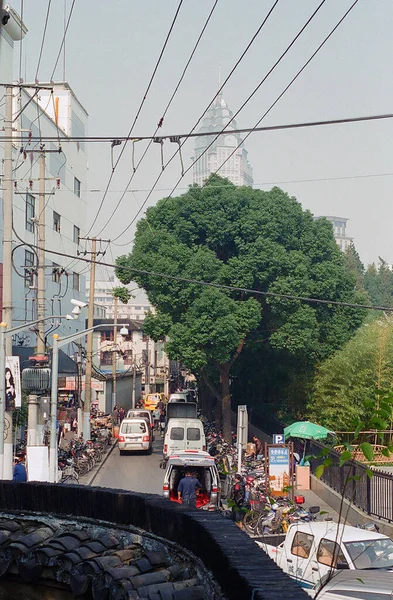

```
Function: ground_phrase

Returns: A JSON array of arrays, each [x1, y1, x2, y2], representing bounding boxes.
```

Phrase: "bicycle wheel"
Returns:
[[243, 510, 261, 535]]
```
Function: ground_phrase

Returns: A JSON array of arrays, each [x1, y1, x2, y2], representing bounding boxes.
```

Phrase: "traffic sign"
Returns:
[[273, 433, 284, 444]]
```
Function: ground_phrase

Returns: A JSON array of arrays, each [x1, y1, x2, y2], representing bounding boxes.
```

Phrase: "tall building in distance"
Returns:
[[192, 91, 253, 187], [315, 216, 353, 251]]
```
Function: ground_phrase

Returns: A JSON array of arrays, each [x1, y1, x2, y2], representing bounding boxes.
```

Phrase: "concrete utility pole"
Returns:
[[36, 148, 46, 354], [131, 360, 137, 409], [145, 337, 150, 396], [3, 86, 14, 479], [83, 237, 96, 441], [111, 295, 118, 410]]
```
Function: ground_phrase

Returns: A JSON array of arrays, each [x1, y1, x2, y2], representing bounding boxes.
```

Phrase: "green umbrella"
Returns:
[[284, 421, 335, 441]]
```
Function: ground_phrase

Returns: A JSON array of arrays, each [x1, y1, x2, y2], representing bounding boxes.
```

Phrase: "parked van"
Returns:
[[118, 418, 153, 455], [163, 418, 206, 460], [162, 451, 221, 509]]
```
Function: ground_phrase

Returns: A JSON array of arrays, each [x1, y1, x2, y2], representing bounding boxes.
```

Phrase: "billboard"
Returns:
[[5, 356, 22, 410], [268, 445, 291, 496]]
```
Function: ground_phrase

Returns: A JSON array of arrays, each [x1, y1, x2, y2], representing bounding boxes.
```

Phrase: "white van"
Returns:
[[163, 418, 206, 460]]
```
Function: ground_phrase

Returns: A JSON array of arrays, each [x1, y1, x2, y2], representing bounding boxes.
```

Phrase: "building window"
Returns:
[[53, 211, 61, 232], [74, 177, 81, 197], [73, 225, 80, 244], [72, 272, 80, 291], [24, 250, 35, 288], [52, 263, 61, 283], [25, 194, 35, 232]]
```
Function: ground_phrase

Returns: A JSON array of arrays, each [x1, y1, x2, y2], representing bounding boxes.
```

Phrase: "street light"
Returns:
[[0, 313, 75, 479], [50, 323, 118, 482]]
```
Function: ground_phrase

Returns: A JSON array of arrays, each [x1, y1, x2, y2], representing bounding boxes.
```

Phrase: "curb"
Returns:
[[80, 440, 118, 487]]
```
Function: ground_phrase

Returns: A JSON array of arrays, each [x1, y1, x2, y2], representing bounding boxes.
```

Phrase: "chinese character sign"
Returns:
[[268, 445, 290, 495], [5, 356, 22, 410]]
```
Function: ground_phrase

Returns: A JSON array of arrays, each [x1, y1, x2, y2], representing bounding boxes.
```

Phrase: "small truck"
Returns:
[[257, 521, 393, 589]]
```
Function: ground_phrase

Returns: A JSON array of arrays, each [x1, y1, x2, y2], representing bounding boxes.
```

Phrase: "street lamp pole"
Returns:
[[0, 315, 74, 479], [49, 323, 117, 482]]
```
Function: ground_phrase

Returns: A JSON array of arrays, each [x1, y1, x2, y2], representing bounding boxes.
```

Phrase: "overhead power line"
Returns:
[[207, 0, 361, 193], [3, 112, 393, 144], [110, 0, 328, 245], [35, 0, 52, 82], [112, 0, 360, 248], [86, 0, 185, 237], [50, 0, 76, 81], [95, 0, 220, 237], [16, 240, 392, 314]]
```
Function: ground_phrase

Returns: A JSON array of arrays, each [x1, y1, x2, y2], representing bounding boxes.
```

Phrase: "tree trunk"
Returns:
[[219, 363, 232, 443], [215, 396, 222, 431]]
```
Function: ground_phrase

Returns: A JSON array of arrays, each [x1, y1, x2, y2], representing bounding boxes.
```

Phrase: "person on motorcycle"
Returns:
[[231, 474, 246, 526]]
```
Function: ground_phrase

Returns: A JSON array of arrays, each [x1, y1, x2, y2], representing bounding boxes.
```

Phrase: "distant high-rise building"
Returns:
[[192, 92, 253, 187], [315, 216, 352, 251]]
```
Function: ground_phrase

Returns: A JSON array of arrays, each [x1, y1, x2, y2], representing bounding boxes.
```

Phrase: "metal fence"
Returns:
[[308, 440, 393, 522]]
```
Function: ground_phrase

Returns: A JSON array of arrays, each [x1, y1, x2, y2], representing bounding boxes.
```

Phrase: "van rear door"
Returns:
[[186, 424, 203, 451], [168, 425, 185, 455]]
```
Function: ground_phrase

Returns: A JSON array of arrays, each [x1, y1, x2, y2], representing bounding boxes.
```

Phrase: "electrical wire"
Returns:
[[17, 240, 392, 314], [110, 0, 327, 245], [94, 0, 220, 237], [206, 0, 361, 193], [85, 0, 185, 237], [113, 0, 360, 247], [35, 0, 52, 82], [3, 111, 393, 144], [50, 0, 76, 81]]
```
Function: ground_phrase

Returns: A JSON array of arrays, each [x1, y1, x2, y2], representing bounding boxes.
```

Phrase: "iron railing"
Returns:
[[308, 440, 393, 522]]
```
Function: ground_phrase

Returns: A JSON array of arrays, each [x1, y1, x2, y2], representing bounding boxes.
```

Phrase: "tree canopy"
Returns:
[[116, 175, 366, 438], [308, 318, 393, 431]]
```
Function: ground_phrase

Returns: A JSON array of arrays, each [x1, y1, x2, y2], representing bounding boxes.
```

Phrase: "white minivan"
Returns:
[[163, 418, 206, 461]]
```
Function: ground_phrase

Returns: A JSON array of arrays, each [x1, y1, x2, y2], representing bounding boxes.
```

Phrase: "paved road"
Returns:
[[91, 436, 164, 494]]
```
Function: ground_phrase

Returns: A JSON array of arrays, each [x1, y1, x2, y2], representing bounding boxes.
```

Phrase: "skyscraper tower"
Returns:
[[192, 91, 253, 187]]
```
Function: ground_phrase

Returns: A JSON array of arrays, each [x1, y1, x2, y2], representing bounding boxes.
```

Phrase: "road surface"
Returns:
[[91, 436, 164, 494]]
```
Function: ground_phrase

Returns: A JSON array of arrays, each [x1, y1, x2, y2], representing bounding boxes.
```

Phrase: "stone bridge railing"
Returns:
[[0, 481, 308, 600]]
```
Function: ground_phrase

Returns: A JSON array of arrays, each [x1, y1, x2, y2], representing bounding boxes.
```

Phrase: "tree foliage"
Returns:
[[112, 286, 133, 304], [364, 258, 393, 308], [308, 319, 393, 431], [116, 175, 366, 437]]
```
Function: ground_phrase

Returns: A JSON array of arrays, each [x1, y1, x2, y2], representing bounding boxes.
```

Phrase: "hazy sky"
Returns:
[[11, 0, 393, 268]]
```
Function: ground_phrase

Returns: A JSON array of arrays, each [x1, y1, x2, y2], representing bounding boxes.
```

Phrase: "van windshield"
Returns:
[[344, 538, 393, 569], [121, 422, 147, 434]]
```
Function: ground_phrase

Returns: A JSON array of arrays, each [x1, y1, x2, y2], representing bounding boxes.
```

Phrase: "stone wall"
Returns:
[[0, 481, 309, 600]]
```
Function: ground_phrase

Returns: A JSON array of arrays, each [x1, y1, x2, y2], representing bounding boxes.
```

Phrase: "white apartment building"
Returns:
[[0, 6, 88, 349], [192, 92, 253, 187], [315, 216, 353, 252], [88, 277, 152, 322]]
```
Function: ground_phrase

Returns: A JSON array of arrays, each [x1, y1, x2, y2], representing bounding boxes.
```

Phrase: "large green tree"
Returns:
[[364, 258, 393, 308], [116, 176, 365, 440]]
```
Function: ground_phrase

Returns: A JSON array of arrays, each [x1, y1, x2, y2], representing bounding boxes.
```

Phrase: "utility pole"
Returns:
[[3, 86, 14, 479], [131, 360, 137, 409], [145, 337, 150, 396], [83, 237, 96, 442], [80, 236, 109, 440], [36, 148, 46, 354], [111, 295, 118, 410]]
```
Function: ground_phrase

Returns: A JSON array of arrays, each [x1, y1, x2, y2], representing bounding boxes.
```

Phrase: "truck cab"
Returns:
[[260, 521, 393, 589]]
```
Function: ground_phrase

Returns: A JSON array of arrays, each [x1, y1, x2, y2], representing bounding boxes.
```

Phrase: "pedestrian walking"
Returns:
[[252, 435, 263, 459], [13, 457, 27, 482], [159, 408, 166, 437], [177, 470, 201, 507], [118, 407, 125, 423], [112, 406, 119, 426], [153, 407, 161, 431]]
